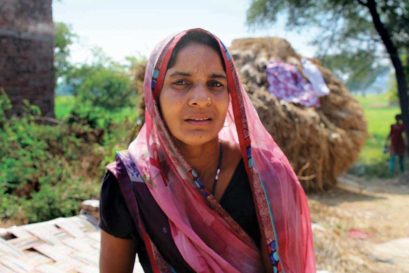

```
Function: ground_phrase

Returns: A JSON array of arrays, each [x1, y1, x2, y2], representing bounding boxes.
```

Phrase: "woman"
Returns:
[[99, 28, 315, 273]]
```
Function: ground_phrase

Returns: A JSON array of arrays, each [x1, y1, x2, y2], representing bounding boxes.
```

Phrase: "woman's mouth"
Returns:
[[184, 117, 212, 125]]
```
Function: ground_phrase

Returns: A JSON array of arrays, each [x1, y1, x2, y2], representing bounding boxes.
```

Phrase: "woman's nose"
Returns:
[[188, 84, 210, 107]]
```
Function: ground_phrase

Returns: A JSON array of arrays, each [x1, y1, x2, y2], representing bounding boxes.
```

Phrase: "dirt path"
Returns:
[[310, 175, 409, 273]]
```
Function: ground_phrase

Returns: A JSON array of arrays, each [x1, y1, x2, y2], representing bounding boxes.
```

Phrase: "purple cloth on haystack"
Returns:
[[266, 61, 320, 107]]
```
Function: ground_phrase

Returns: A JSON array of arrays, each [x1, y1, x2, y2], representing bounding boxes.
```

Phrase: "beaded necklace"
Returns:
[[190, 143, 223, 197], [211, 144, 223, 195]]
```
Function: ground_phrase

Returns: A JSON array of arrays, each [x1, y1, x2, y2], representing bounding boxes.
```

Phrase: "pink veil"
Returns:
[[124, 28, 316, 273]]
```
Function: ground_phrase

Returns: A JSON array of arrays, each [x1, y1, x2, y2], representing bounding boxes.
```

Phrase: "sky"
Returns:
[[52, 0, 318, 64]]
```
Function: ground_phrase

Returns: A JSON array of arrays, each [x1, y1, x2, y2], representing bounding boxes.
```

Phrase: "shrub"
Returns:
[[23, 176, 96, 223], [0, 92, 101, 223], [0, 87, 139, 224]]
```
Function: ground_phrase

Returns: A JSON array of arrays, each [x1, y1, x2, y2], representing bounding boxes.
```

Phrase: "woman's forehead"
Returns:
[[167, 67, 225, 81], [166, 43, 225, 75], [174, 43, 221, 61]]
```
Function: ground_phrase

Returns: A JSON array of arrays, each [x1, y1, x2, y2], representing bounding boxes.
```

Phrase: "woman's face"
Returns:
[[159, 42, 229, 147]]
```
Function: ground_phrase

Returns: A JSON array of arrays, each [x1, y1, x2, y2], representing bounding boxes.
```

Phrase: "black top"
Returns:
[[99, 159, 261, 272]]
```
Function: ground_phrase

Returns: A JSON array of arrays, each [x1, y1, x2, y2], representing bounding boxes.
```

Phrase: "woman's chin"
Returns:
[[173, 133, 219, 148]]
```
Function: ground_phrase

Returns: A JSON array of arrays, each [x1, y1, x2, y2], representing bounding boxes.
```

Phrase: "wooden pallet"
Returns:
[[0, 215, 100, 273], [0, 205, 143, 272]]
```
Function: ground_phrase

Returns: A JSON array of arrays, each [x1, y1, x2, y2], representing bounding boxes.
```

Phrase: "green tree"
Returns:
[[74, 66, 134, 110], [64, 47, 136, 111], [247, 0, 409, 152], [54, 22, 76, 79], [320, 50, 389, 93], [386, 52, 409, 103]]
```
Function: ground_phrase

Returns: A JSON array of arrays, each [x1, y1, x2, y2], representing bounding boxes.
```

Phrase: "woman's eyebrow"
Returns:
[[168, 71, 227, 79], [209, 73, 227, 79], [168, 71, 191, 78]]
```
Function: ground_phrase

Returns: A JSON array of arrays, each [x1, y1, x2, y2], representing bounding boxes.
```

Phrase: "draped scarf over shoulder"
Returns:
[[108, 28, 316, 273]]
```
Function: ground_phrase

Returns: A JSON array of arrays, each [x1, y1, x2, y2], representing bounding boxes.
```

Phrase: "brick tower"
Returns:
[[0, 0, 54, 117]]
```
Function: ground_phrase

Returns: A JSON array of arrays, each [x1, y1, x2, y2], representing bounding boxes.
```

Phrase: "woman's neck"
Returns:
[[176, 139, 221, 184]]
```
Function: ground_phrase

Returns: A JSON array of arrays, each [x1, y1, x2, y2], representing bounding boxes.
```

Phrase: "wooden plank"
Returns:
[[77, 264, 99, 273], [0, 263, 14, 273], [71, 250, 99, 267], [0, 255, 32, 273], [23, 222, 60, 245], [33, 244, 70, 262], [75, 216, 99, 232], [7, 236, 41, 251], [0, 228, 10, 238], [87, 232, 100, 242], [0, 215, 103, 272], [34, 263, 66, 273], [54, 218, 85, 238], [62, 237, 95, 253], [8, 226, 31, 238], [24, 249, 52, 266], [0, 236, 24, 257], [71, 216, 92, 228], [74, 234, 100, 251], [53, 257, 86, 271]]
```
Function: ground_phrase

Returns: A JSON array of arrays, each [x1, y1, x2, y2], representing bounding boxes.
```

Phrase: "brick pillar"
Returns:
[[0, 0, 55, 117]]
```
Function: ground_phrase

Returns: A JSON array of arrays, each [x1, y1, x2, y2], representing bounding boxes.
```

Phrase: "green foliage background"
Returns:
[[0, 90, 137, 224]]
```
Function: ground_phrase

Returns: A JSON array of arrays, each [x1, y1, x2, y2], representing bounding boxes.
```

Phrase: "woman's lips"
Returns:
[[184, 117, 212, 125]]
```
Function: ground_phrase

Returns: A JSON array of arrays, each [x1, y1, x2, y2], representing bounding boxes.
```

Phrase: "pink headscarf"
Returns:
[[117, 28, 315, 273]]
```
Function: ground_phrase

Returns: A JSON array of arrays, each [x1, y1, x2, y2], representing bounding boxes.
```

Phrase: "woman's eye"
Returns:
[[171, 79, 191, 91], [173, 79, 189, 86], [208, 81, 224, 88]]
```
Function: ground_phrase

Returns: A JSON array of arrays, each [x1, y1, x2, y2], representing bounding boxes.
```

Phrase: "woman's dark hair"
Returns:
[[167, 31, 226, 70]]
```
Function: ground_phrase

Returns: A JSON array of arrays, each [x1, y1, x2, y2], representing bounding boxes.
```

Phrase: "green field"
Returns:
[[354, 93, 400, 164], [55, 95, 75, 119]]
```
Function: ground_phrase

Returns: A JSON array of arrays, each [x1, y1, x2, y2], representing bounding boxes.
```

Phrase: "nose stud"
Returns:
[[207, 97, 212, 106]]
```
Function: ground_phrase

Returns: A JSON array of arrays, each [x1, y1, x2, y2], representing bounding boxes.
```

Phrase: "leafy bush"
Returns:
[[0, 92, 102, 223], [0, 89, 138, 224], [23, 176, 95, 223]]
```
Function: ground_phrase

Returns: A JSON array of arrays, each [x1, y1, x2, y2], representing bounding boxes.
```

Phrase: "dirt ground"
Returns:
[[310, 174, 409, 273]]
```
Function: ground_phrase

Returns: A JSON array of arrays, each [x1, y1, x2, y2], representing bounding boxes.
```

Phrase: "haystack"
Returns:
[[229, 37, 367, 191], [132, 37, 367, 191]]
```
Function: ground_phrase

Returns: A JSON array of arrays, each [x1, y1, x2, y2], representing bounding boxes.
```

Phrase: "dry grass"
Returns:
[[229, 37, 368, 191]]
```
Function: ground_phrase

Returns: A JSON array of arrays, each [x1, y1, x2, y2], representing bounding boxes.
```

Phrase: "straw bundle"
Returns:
[[229, 37, 367, 191]]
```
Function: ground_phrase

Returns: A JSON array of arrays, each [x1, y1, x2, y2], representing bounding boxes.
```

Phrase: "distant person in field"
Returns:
[[387, 114, 406, 176]]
